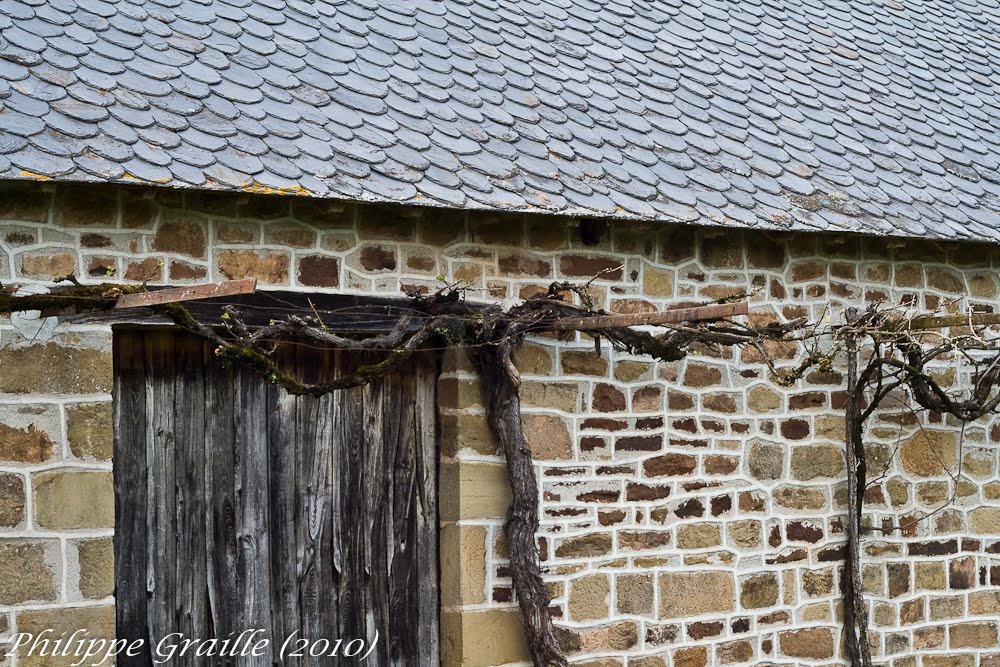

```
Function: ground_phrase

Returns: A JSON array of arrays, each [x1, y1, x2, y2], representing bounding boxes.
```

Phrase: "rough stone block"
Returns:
[[77, 538, 114, 599], [438, 463, 510, 521], [0, 474, 25, 528], [440, 609, 529, 667], [33, 470, 114, 529], [439, 525, 486, 606], [523, 414, 572, 460], [0, 334, 111, 395], [569, 574, 610, 621], [0, 541, 57, 605], [778, 627, 835, 659], [659, 571, 735, 617], [15, 606, 115, 666], [65, 402, 112, 461]]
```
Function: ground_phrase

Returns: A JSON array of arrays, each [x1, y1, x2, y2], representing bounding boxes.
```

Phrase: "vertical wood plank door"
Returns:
[[113, 330, 440, 666]]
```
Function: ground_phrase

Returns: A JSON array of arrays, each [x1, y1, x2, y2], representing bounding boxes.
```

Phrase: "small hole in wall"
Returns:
[[578, 218, 609, 246]]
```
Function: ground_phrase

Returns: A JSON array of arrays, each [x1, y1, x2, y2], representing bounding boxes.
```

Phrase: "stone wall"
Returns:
[[0, 327, 116, 666], [1, 182, 999, 666]]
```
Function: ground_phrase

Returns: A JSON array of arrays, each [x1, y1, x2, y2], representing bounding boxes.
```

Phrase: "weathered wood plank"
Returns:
[[364, 367, 390, 666], [112, 278, 257, 309], [336, 358, 366, 651], [175, 336, 208, 666], [112, 332, 152, 665], [267, 341, 299, 665], [550, 300, 749, 331], [386, 363, 416, 666], [413, 353, 441, 666], [146, 332, 177, 653], [204, 338, 239, 640], [233, 364, 272, 666], [296, 342, 335, 666]]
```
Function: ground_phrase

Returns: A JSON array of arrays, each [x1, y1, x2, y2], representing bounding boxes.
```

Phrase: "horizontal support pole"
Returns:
[[551, 301, 748, 331]]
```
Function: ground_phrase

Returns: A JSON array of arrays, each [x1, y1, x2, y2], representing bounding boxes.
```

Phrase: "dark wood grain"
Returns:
[[114, 331, 439, 666], [113, 331, 151, 666]]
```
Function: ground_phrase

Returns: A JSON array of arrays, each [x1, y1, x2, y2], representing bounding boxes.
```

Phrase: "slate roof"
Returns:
[[0, 0, 998, 242]]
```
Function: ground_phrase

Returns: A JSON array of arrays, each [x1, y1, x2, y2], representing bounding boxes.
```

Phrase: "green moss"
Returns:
[[0, 283, 145, 314]]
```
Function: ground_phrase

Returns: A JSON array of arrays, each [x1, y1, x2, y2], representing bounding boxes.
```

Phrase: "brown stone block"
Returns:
[[0, 422, 55, 463], [922, 656, 974, 667], [740, 573, 779, 609], [558, 255, 623, 280], [592, 383, 626, 412], [265, 223, 316, 248], [791, 445, 844, 480], [612, 360, 649, 382], [949, 556, 975, 590], [970, 591, 1000, 615], [523, 414, 572, 460], [152, 214, 207, 258], [778, 627, 834, 660], [511, 344, 552, 375], [438, 463, 510, 521], [77, 538, 114, 599], [16, 606, 115, 666], [643, 266, 673, 296], [441, 609, 530, 667], [497, 251, 551, 277], [560, 350, 608, 376], [0, 473, 25, 527], [643, 453, 696, 477], [215, 221, 258, 243], [683, 363, 722, 387], [66, 402, 112, 461], [677, 523, 721, 549], [747, 441, 784, 480], [296, 255, 340, 287], [900, 430, 958, 477], [716, 639, 753, 664], [439, 413, 497, 457], [19, 252, 76, 279], [568, 574, 610, 621], [747, 385, 781, 412], [0, 541, 57, 604], [555, 533, 612, 558], [439, 524, 486, 606], [620, 530, 670, 551], [437, 378, 482, 409], [55, 187, 115, 227], [699, 235, 743, 268], [673, 646, 708, 667], [617, 574, 654, 616], [0, 335, 111, 394], [217, 249, 289, 284], [520, 381, 579, 411], [169, 260, 207, 281], [659, 571, 735, 617], [0, 185, 50, 222], [970, 507, 1000, 535], [33, 470, 114, 529]]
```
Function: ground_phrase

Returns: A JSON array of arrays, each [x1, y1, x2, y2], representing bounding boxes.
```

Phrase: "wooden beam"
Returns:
[[112, 278, 257, 309], [551, 301, 748, 331], [887, 313, 1000, 330]]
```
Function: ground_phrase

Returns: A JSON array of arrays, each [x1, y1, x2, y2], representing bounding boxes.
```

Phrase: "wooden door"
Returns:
[[113, 329, 439, 666]]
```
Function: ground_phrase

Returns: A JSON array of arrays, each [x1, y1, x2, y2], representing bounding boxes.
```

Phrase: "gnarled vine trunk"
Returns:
[[469, 339, 567, 667]]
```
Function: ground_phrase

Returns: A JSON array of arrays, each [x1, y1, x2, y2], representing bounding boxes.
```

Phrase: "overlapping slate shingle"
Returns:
[[0, 0, 998, 241]]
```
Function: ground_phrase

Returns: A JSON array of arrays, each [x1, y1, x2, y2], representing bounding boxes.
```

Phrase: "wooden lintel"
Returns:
[[552, 301, 748, 331], [112, 278, 258, 309]]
